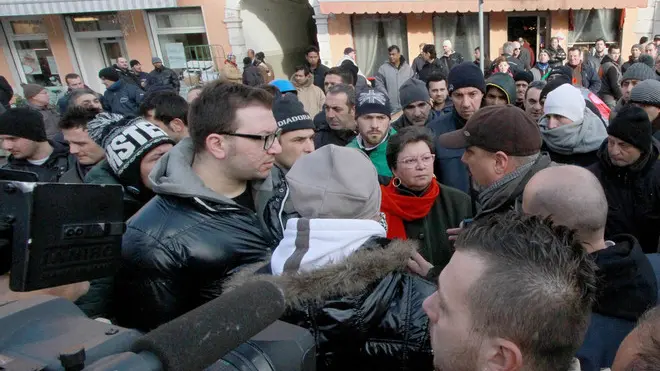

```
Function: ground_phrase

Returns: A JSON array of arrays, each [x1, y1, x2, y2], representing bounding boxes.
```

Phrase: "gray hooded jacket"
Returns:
[[375, 57, 414, 113]]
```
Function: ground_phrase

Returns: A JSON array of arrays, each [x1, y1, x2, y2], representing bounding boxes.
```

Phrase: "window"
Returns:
[[155, 11, 205, 29], [10, 20, 46, 35], [569, 9, 621, 45], [70, 13, 121, 32], [351, 15, 408, 77], [2, 18, 60, 86], [433, 13, 488, 64]]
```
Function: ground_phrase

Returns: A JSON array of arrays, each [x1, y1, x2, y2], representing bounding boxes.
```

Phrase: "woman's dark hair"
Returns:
[[386, 126, 435, 170]]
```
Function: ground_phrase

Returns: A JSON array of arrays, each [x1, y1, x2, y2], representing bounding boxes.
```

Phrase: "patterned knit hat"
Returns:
[[622, 63, 657, 83], [87, 113, 175, 186], [356, 89, 392, 118], [630, 79, 660, 108]]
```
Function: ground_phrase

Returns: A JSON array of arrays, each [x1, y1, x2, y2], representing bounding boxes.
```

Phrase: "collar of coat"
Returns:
[[223, 238, 419, 309]]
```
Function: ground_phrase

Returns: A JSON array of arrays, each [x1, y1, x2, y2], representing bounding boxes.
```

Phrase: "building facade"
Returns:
[[0, 0, 322, 96]]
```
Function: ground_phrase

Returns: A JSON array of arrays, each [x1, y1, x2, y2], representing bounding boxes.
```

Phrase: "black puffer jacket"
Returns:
[[254, 165, 298, 242], [588, 141, 660, 253], [114, 138, 275, 331], [145, 66, 180, 94], [225, 237, 435, 371], [547, 45, 567, 68], [418, 59, 447, 83], [2, 140, 76, 182]]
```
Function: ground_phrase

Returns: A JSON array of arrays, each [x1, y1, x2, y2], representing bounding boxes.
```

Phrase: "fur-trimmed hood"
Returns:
[[224, 237, 419, 309]]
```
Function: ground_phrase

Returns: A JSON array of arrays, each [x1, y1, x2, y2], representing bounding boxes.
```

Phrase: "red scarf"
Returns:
[[380, 179, 440, 240]]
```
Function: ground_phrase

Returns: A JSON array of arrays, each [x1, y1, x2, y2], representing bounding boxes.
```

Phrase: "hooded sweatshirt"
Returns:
[[539, 108, 608, 167], [486, 73, 517, 105], [270, 218, 386, 275]]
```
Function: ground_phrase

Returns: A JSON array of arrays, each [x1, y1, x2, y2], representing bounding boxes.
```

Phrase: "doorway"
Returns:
[[507, 14, 549, 56], [100, 38, 127, 67]]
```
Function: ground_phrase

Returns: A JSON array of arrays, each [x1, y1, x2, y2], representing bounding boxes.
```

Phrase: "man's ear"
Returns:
[[482, 337, 524, 371], [494, 151, 510, 175], [169, 118, 186, 134]]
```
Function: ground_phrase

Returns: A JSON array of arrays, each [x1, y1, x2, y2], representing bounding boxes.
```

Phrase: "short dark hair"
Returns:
[[387, 45, 400, 53], [568, 46, 582, 54], [595, 38, 607, 45], [256, 51, 265, 61], [326, 84, 355, 108], [129, 59, 141, 68], [189, 81, 273, 153], [608, 44, 620, 53], [258, 84, 280, 97], [68, 88, 99, 106], [455, 212, 597, 371], [386, 126, 435, 171], [474, 46, 480, 52], [59, 105, 99, 130], [640, 36, 649, 44], [64, 73, 80, 83], [425, 73, 447, 90], [243, 57, 252, 65], [150, 91, 189, 127], [295, 64, 311, 75], [622, 306, 660, 371], [305, 45, 320, 56], [325, 67, 353, 86], [422, 44, 437, 59], [526, 80, 547, 98]]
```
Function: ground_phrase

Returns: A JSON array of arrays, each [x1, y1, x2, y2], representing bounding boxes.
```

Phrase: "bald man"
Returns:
[[611, 305, 660, 371], [522, 165, 658, 371]]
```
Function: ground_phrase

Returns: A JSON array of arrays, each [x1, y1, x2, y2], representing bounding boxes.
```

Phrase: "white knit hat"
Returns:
[[543, 84, 585, 123]]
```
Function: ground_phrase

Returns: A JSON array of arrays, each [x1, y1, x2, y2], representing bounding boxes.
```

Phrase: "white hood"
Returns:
[[270, 218, 386, 276]]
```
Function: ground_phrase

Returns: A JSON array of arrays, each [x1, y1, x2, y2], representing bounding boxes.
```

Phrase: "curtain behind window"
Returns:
[[569, 9, 620, 44], [352, 15, 408, 77], [433, 13, 485, 63]]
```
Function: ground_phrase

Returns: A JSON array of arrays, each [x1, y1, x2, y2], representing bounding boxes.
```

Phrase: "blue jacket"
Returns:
[[102, 80, 144, 117], [427, 109, 470, 194]]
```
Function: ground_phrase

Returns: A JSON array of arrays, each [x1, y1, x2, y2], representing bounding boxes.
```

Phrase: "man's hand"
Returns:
[[407, 251, 433, 277], [447, 227, 462, 241]]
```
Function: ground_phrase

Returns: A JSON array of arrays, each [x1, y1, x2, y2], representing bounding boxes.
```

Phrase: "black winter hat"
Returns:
[[540, 77, 571, 102], [547, 65, 573, 81], [273, 94, 315, 134], [356, 88, 391, 119], [98, 67, 120, 82], [0, 107, 47, 142], [608, 105, 653, 152], [448, 62, 486, 94], [514, 70, 534, 84]]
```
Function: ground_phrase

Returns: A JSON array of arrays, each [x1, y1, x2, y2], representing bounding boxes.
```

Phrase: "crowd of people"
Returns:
[[0, 33, 660, 371]]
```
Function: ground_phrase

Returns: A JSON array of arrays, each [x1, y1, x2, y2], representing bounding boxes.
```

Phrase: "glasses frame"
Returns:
[[219, 129, 281, 150]]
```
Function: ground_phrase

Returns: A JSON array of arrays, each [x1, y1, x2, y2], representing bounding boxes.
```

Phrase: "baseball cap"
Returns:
[[343, 47, 356, 55], [438, 104, 542, 156], [654, 34, 660, 41]]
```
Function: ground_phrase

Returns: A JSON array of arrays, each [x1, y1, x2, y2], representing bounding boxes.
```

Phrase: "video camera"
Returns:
[[0, 170, 315, 371]]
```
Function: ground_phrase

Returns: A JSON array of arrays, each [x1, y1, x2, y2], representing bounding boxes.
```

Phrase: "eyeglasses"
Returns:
[[220, 129, 281, 150], [398, 154, 434, 168]]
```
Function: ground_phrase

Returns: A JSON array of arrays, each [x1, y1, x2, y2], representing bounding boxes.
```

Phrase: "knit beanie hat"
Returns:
[[0, 107, 47, 142], [608, 105, 652, 152], [87, 113, 175, 186], [622, 63, 656, 83], [273, 94, 315, 134], [543, 84, 585, 122], [98, 67, 120, 82], [486, 73, 517, 104], [286, 144, 380, 220], [540, 77, 571, 101], [399, 78, 429, 109], [638, 55, 655, 69], [547, 65, 573, 81], [22, 84, 45, 100], [514, 70, 534, 84], [630, 79, 660, 108], [448, 62, 486, 94], [356, 89, 391, 118]]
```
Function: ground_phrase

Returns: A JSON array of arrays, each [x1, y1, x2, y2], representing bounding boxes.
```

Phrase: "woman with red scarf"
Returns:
[[380, 126, 472, 272]]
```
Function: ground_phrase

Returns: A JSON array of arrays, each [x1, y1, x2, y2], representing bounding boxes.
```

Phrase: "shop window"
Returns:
[[433, 13, 489, 64], [14, 39, 60, 86], [71, 13, 121, 32], [569, 9, 622, 45], [155, 11, 205, 29], [10, 20, 47, 35], [158, 33, 209, 64], [351, 15, 408, 77]]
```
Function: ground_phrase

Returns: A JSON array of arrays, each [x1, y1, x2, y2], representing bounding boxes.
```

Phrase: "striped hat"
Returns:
[[630, 79, 660, 108]]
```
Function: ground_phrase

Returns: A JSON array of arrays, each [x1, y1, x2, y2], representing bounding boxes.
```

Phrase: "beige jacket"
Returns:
[[291, 74, 325, 117], [221, 61, 242, 84]]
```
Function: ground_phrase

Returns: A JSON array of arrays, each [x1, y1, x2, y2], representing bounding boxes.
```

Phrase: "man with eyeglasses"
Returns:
[[115, 81, 281, 331]]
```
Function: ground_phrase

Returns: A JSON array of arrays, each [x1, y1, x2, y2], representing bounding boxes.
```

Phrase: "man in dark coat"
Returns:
[[242, 56, 264, 86], [114, 81, 278, 331], [428, 62, 485, 194], [418, 44, 448, 83], [390, 78, 438, 130], [145, 57, 180, 94], [629, 79, 660, 141], [0, 108, 76, 182], [225, 145, 435, 370], [99, 67, 144, 117], [305, 45, 330, 91], [523, 165, 658, 371], [588, 105, 660, 254], [566, 47, 602, 94], [113, 57, 142, 87], [314, 83, 357, 149], [598, 45, 623, 109]]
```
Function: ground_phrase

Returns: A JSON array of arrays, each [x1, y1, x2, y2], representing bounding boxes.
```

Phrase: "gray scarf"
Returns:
[[539, 109, 607, 155], [478, 154, 539, 208]]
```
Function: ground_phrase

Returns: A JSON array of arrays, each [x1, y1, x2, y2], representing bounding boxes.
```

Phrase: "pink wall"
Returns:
[[406, 13, 433, 63], [43, 15, 75, 78], [328, 14, 353, 65], [178, 0, 231, 53]]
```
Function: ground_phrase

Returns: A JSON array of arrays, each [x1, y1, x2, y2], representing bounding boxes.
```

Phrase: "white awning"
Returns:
[[0, 0, 178, 16]]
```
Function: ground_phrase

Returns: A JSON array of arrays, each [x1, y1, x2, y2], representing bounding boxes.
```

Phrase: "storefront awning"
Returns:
[[0, 0, 178, 16], [319, 0, 648, 14]]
